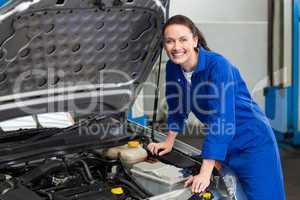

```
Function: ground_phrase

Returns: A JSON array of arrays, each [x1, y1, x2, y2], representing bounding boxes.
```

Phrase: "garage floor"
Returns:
[[176, 135, 300, 200]]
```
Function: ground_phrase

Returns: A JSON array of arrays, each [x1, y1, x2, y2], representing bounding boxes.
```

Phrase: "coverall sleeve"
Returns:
[[165, 61, 188, 134], [201, 56, 236, 161]]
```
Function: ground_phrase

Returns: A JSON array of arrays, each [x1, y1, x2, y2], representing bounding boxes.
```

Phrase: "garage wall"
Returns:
[[169, 0, 269, 110], [170, 0, 267, 21]]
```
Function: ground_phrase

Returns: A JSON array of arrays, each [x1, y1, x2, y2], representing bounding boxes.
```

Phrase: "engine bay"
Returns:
[[0, 153, 139, 199], [0, 149, 152, 200], [0, 114, 232, 200], [0, 141, 228, 200]]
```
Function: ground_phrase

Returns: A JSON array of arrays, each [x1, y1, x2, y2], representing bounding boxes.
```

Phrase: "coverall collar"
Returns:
[[194, 47, 207, 73]]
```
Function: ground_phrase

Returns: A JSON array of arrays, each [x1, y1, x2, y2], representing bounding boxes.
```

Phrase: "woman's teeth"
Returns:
[[172, 52, 185, 57]]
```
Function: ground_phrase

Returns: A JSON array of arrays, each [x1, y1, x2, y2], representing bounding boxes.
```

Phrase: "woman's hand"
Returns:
[[147, 131, 177, 156], [184, 159, 215, 193], [147, 141, 173, 156], [184, 173, 211, 193]]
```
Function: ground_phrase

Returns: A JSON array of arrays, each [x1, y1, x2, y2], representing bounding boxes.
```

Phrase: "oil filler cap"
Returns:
[[202, 191, 213, 200], [128, 140, 139, 148], [111, 187, 124, 195]]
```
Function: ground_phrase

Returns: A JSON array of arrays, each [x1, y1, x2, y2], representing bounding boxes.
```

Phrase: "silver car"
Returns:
[[0, 0, 247, 199]]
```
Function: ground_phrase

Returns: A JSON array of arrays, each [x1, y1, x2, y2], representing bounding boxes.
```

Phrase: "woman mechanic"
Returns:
[[147, 15, 285, 200]]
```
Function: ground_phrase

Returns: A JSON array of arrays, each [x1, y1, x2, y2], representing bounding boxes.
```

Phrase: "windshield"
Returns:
[[0, 111, 127, 143], [0, 112, 74, 131]]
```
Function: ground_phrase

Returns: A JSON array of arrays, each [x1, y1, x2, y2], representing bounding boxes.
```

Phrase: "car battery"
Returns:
[[130, 161, 188, 195]]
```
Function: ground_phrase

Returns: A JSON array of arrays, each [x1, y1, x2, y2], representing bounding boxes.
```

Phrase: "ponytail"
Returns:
[[194, 27, 210, 51]]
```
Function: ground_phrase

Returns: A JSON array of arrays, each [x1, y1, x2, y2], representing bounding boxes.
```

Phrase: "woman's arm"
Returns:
[[165, 130, 177, 144], [199, 159, 215, 178]]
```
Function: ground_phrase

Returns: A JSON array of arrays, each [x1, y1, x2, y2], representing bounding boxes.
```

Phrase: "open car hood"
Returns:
[[0, 0, 168, 121]]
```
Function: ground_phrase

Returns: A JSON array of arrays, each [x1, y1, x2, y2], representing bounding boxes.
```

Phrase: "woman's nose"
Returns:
[[173, 40, 181, 50]]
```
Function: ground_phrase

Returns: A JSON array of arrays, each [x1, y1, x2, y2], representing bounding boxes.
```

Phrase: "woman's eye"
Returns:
[[179, 38, 187, 42]]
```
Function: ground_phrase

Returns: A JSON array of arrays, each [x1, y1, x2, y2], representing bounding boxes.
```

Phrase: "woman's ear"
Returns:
[[193, 36, 198, 48]]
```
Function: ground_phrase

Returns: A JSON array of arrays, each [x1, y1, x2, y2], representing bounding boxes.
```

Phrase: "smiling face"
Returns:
[[163, 24, 198, 71]]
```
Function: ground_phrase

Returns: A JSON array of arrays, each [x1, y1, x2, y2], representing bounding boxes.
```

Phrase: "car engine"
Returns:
[[0, 143, 231, 200], [0, 151, 152, 200]]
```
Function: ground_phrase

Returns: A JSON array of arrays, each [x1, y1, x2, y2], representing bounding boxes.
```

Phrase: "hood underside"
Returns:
[[0, 0, 168, 121]]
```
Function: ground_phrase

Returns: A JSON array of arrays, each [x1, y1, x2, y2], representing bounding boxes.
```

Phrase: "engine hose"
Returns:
[[89, 154, 119, 164], [70, 159, 95, 183], [79, 168, 92, 184], [37, 190, 53, 200], [118, 177, 149, 199], [20, 160, 64, 184], [78, 160, 95, 183]]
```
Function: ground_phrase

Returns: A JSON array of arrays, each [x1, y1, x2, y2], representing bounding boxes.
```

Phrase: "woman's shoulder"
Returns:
[[205, 50, 233, 73], [206, 50, 230, 66]]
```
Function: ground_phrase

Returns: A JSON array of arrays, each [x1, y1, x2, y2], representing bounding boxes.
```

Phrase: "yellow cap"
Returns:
[[202, 192, 212, 200], [111, 187, 124, 195], [128, 140, 140, 148]]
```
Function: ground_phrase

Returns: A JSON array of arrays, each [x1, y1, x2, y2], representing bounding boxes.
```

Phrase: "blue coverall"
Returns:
[[0, 0, 7, 7], [165, 47, 285, 200]]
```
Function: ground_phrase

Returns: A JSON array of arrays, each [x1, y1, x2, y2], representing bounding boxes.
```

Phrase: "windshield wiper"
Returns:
[[0, 111, 123, 146], [0, 128, 63, 149], [0, 128, 61, 143]]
